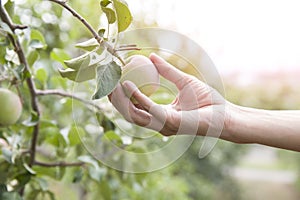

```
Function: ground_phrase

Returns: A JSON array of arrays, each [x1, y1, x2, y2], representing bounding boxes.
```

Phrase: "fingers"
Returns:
[[109, 83, 151, 127], [149, 53, 192, 90], [122, 81, 167, 123]]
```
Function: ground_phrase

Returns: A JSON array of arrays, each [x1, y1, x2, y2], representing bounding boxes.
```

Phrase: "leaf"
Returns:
[[100, 0, 111, 7], [2, 148, 13, 163], [72, 169, 83, 183], [50, 48, 70, 64], [113, 0, 132, 32], [103, 130, 122, 143], [0, 183, 7, 193], [68, 126, 86, 146], [0, 22, 13, 35], [75, 38, 99, 51], [64, 52, 91, 70], [98, 29, 106, 37], [23, 162, 36, 175], [77, 155, 99, 169], [26, 190, 41, 200], [102, 7, 116, 24], [92, 61, 121, 99], [58, 63, 97, 82], [99, 180, 112, 200], [22, 111, 39, 127], [30, 29, 47, 48], [27, 50, 39, 67], [14, 172, 31, 191], [5, 48, 19, 65], [35, 68, 47, 84], [0, 192, 22, 200], [88, 166, 106, 182], [29, 39, 45, 49], [4, 0, 14, 17]]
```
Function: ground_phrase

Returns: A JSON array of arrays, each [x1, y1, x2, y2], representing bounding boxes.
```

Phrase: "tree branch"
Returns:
[[47, 0, 126, 66], [34, 160, 84, 167], [0, 3, 40, 167], [36, 89, 104, 111]]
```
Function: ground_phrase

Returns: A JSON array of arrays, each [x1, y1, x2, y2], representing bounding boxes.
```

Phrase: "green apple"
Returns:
[[120, 55, 160, 98], [0, 88, 22, 126]]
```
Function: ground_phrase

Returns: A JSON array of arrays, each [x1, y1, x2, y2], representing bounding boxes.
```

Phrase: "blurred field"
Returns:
[[223, 69, 300, 200]]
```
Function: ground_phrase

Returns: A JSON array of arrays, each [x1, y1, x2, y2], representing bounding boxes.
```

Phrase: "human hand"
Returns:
[[109, 53, 228, 138]]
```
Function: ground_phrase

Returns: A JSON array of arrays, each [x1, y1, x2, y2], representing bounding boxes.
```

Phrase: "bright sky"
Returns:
[[127, 0, 300, 72]]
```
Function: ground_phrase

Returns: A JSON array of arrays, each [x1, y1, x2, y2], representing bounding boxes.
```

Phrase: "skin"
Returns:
[[109, 53, 300, 152]]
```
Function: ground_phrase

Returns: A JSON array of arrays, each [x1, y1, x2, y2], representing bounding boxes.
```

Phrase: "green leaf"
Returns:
[[92, 61, 121, 99], [32, 166, 57, 178], [68, 126, 86, 146], [58, 63, 97, 82], [75, 38, 99, 51], [0, 22, 13, 35], [30, 29, 47, 48], [88, 166, 106, 182], [50, 48, 70, 64], [99, 180, 112, 200], [26, 190, 41, 200], [29, 39, 45, 49], [22, 111, 39, 127], [64, 52, 91, 70], [72, 169, 83, 183], [27, 50, 39, 67], [102, 7, 116, 24], [36, 178, 48, 191], [96, 113, 116, 131], [23, 162, 36, 175], [103, 130, 122, 143], [14, 172, 31, 191], [0, 183, 7, 193], [45, 191, 55, 200], [77, 155, 98, 169], [0, 192, 22, 200], [113, 0, 132, 32], [35, 68, 47, 84], [98, 29, 106, 37], [2, 148, 13, 163], [4, 0, 14, 17], [42, 127, 66, 148], [100, 0, 111, 7]]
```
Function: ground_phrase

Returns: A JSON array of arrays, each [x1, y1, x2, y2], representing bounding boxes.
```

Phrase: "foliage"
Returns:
[[0, 0, 244, 199]]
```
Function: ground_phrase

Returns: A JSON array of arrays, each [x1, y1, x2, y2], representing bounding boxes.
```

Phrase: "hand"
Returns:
[[109, 53, 228, 138]]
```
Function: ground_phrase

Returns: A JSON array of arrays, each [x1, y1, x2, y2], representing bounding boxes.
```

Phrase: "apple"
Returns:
[[120, 55, 160, 98], [0, 88, 22, 126]]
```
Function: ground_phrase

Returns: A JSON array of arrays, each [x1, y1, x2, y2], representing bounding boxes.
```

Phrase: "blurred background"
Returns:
[[2, 0, 300, 199]]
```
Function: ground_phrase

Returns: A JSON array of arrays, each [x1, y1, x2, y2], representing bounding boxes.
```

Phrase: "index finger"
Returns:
[[149, 53, 191, 90]]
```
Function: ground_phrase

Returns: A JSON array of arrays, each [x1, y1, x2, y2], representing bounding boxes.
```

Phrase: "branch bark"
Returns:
[[0, 3, 40, 167], [48, 0, 126, 66], [34, 160, 84, 167], [36, 89, 104, 111]]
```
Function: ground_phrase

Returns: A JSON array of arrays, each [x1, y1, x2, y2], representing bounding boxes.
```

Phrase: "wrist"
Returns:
[[223, 102, 255, 144]]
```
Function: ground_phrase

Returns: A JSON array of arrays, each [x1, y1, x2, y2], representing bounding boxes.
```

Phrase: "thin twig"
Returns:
[[36, 89, 104, 111], [115, 47, 142, 52], [47, 0, 126, 66], [34, 160, 84, 167], [118, 44, 137, 48], [0, 3, 40, 167]]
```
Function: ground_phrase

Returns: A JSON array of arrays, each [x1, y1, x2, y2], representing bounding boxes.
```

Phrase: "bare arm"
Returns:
[[225, 104, 300, 151]]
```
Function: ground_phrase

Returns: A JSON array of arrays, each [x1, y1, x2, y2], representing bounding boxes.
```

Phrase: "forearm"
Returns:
[[224, 103, 300, 151]]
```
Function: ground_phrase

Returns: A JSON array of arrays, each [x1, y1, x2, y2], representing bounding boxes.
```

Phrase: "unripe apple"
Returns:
[[120, 55, 160, 98], [0, 88, 22, 126]]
